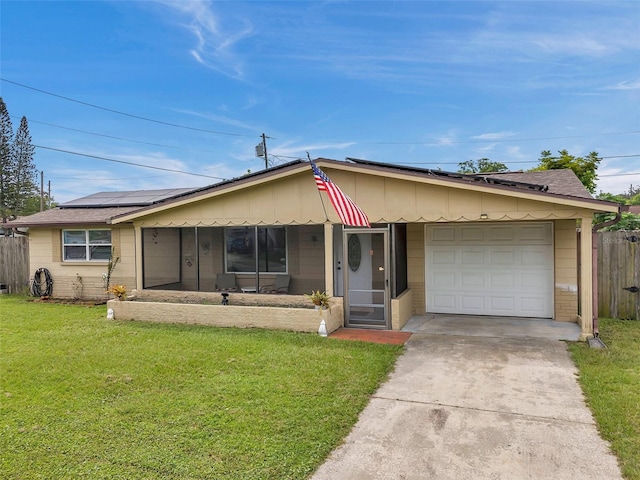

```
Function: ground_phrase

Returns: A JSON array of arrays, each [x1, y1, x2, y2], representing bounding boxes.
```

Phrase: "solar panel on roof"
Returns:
[[60, 188, 196, 207]]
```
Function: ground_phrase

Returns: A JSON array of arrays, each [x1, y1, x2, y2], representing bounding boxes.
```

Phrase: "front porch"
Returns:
[[107, 287, 414, 334], [136, 224, 414, 331]]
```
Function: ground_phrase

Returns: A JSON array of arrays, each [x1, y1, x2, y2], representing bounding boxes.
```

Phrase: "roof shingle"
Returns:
[[4, 206, 142, 228], [479, 169, 593, 199]]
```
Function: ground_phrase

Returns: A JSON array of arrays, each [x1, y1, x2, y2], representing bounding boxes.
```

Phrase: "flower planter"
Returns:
[[107, 297, 343, 334]]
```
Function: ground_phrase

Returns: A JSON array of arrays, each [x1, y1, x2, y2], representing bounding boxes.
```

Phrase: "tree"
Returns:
[[458, 158, 508, 174], [0, 98, 38, 222], [596, 192, 627, 204], [595, 187, 640, 230], [22, 192, 56, 217], [595, 212, 640, 231], [0, 97, 13, 222], [532, 149, 600, 194], [10, 116, 37, 218]]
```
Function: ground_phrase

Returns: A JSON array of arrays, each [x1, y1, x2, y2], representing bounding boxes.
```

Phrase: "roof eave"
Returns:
[[111, 158, 621, 223], [325, 159, 621, 213]]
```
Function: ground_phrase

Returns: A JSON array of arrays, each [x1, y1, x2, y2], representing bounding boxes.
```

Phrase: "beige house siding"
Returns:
[[51, 229, 61, 261], [554, 220, 579, 322], [406, 223, 426, 315], [126, 169, 599, 229], [28, 225, 135, 300], [391, 288, 414, 330]]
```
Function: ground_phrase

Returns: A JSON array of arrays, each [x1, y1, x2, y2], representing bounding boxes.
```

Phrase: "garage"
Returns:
[[426, 222, 554, 318]]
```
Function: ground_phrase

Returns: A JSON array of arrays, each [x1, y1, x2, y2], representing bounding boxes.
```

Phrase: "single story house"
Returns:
[[6, 158, 620, 339]]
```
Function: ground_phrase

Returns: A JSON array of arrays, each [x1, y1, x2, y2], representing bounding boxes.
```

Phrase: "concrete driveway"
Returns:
[[311, 315, 622, 479]]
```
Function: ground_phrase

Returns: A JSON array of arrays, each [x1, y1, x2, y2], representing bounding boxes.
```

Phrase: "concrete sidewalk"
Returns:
[[312, 317, 622, 479]]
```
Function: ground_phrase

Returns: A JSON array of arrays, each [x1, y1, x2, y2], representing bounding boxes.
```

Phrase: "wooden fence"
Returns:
[[0, 236, 29, 294], [597, 230, 640, 320]]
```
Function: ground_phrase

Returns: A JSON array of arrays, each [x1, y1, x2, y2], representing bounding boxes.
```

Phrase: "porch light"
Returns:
[[221, 292, 229, 305], [480, 213, 489, 220]]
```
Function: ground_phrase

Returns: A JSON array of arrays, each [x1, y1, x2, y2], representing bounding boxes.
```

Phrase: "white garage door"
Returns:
[[426, 223, 553, 318]]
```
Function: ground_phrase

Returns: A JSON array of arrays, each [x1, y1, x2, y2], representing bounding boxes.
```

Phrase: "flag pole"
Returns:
[[307, 152, 330, 223]]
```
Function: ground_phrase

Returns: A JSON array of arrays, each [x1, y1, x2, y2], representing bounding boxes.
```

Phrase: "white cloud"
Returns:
[[271, 140, 356, 159], [596, 172, 640, 195], [173, 108, 261, 133], [532, 35, 610, 57], [604, 79, 640, 91], [595, 160, 640, 195], [152, 0, 253, 79], [475, 143, 497, 153], [48, 147, 219, 203], [471, 131, 517, 141], [432, 131, 458, 146]]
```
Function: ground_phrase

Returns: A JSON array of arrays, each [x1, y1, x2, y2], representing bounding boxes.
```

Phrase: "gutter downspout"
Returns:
[[591, 204, 626, 338]]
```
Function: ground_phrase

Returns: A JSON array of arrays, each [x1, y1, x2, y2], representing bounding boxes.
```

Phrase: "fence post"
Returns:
[[597, 230, 640, 320], [0, 236, 30, 294]]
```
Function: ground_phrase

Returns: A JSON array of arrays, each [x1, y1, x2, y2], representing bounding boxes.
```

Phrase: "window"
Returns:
[[225, 227, 287, 273], [63, 229, 112, 261]]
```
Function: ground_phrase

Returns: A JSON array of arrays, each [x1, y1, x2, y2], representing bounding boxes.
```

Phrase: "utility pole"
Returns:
[[255, 133, 270, 169], [261, 133, 268, 169], [48, 180, 51, 208], [40, 171, 44, 212]]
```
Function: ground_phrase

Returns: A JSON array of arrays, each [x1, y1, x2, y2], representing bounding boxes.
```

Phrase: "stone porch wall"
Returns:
[[391, 288, 413, 330], [107, 291, 344, 334]]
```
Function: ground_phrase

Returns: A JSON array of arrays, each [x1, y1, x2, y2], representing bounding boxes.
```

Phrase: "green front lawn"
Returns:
[[0, 296, 402, 479], [569, 318, 640, 480]]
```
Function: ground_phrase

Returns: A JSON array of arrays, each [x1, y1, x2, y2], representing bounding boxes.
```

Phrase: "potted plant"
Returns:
[[107, 284, 127, 300], [305, 290, 330, 310]]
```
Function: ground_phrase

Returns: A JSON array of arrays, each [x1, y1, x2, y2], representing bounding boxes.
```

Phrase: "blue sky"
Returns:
[[1, 0, 639, 203]]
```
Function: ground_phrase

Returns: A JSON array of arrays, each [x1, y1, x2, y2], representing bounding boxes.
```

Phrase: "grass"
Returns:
[[0, 296, 403, 479], [569, 318, 640, 480]]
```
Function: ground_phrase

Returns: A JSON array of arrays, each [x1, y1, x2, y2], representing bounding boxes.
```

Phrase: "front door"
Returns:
[[343, 228, 389, 329]]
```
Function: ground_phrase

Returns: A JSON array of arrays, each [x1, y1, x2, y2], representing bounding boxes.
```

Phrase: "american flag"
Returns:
[[310, 161, 370, 227]]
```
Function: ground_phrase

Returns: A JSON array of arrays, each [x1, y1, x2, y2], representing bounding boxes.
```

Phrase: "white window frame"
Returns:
[[62, 229, 112, 262]]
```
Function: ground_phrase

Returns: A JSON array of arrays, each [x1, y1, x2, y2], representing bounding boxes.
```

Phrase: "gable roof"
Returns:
[[346, 157, 551, 193], [478, 170, 593, 199], [111, 158, 618, 224], [3, 188, 197, 228], [345, 158, 594, 199], [4, 158, 620, 228], [4, 206, 144, 228]]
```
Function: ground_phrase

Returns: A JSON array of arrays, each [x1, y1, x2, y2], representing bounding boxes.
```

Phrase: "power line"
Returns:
[[4, 78, 639, 147], [2, 77, 256, 138], [365, 131, 640, 146], [13, 116, 221, 154], [601, 154, 640, 159], [600, 172, 640, 177], [33, 144, 225, 180], [50, 173, 175, 181]]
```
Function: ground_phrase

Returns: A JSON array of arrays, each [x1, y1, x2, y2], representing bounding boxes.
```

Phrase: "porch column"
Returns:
[[579, 218, 594, 340], [324, 223, 334, 296], [134, 225, 143, 291]]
